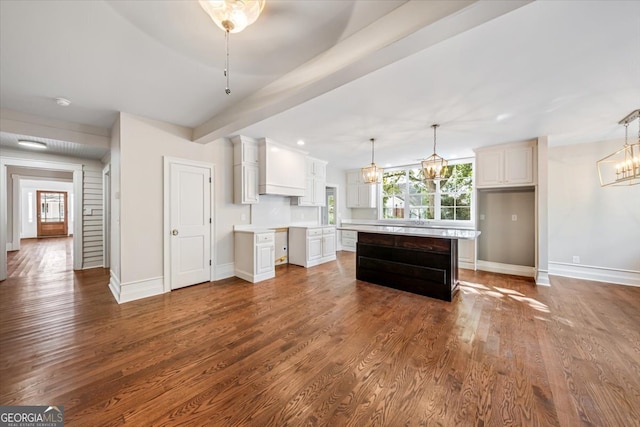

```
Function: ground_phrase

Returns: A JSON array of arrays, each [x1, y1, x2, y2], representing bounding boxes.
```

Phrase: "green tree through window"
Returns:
[[381, 162, 473, 222]]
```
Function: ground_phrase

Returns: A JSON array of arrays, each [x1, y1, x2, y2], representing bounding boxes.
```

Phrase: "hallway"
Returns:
[[7, 237, 73, 278]]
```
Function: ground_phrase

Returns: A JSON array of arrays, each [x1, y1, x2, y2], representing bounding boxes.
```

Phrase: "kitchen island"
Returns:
[[338, 225, 480, 301]]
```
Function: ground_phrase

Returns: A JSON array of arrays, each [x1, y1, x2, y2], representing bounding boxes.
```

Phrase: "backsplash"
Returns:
[[250, 194, 319, 226]]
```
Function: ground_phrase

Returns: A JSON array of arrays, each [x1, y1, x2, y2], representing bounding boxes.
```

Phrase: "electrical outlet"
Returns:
[[511, 214, 517, 221], [572, 256, 580, 264]]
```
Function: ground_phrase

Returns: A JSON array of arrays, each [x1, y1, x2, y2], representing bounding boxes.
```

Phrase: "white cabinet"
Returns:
[[289, 226, 336, 267], [340, 230, 357, 252], [346, 170, 377, 208], [476, 142, 535, 188], [234, 231, 275, 283], [293, 157, 327, 206], [232, 136, 259, 204], [258, 138, 306, 197]]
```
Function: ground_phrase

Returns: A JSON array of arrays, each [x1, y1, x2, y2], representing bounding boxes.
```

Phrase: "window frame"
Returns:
[[377, 158, 476, 228]]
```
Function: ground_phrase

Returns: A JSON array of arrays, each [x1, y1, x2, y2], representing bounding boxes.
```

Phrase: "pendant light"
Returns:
[[422, 124, 448, 180], [361, 138, 383, 184], [597, 109, 640, 186], [199, 0, 266, 95]]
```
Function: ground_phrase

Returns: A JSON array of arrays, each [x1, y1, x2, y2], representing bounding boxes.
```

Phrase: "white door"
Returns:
[[170, 162, 211, 289]]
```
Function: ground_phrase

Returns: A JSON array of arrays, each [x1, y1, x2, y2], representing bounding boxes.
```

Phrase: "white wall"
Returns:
[[114, 113, 248, 299], [548, 138, 640, 285]]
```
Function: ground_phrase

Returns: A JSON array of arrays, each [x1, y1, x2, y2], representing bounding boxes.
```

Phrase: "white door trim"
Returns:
[[102, 164, 111, 268], [0, 156, 83, 280], [163, 156, 215, 293]]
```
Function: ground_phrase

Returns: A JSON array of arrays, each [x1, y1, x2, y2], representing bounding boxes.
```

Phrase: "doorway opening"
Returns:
[[322, 185, 337, 225]]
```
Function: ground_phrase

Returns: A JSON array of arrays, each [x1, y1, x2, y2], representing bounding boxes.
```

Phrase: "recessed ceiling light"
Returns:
[[55, 97, 71, 107], [18, 140, 47, 150], [297, 140, 305, 146]]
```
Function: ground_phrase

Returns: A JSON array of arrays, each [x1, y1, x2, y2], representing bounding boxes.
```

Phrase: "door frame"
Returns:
[[102, 164, 111, 268], [0, 156, 83, 280], [162, 156, 215, 293]]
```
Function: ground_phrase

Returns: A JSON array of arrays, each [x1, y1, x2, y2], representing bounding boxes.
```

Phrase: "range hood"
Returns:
[[258, 138, 306, 197]]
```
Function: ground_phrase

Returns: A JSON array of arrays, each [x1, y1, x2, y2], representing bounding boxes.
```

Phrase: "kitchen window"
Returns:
[[380, 161, 474, 223]]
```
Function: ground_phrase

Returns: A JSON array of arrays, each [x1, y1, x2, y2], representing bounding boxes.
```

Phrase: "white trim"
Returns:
[[549, 262, 640, 287], [477, 260, 536, 278], [163, 157, 216, 293], [109, 270, 121, 302], [536, 269, 550, 286], [0, 155, 84, 281], [112, 276, 164, 304], [82, 261, 104, 270], [214, 262, 235, 281], [235, 268, 275, 284], [10, 174, 20, 251], [12, 175, 73, 183], [102, 164, 110, 268], [459, 261, 476, 270]]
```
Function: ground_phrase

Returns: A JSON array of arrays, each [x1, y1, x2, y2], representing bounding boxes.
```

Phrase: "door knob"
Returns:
[[172, 229, 179, 236]]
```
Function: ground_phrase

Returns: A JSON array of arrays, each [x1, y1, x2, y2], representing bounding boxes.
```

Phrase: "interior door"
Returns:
[[37, 191, 68, 237], [170, 162, 211, 289]]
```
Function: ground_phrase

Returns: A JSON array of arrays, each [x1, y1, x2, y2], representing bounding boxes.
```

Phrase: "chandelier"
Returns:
[[361, 138, 383, 184], [597, 109, 640, 187], [199, 0, 266, 95], [422, 124, 448, 180]]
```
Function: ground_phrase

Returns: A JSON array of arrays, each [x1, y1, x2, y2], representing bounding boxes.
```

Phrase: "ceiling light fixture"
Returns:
[[199, 0, 265, 95], [597, 109, 640, 187], [18, 140, 47, 150], [55, 97, 71, 107], [361, 138, 383, 184], [422, 124, 448, 180], [297, 140, 305, 146]]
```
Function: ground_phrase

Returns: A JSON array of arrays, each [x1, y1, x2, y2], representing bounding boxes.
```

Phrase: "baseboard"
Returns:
[[477, 260, 536, 278], [549, 262, 640, 287], [6, 242, 18, 251], [110, 274, 164, 304], [108, 270, 121, 303], [83, 261, 104, 270], [459, 261, 476, 271], [536, 269, 550, 286], [214, 262, 234, 281]]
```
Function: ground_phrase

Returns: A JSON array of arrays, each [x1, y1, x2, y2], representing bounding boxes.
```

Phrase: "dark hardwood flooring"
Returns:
[[1, 239, 639, 426]]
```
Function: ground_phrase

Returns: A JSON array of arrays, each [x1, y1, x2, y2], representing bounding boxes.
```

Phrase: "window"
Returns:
[[381, 162, 474, 223]]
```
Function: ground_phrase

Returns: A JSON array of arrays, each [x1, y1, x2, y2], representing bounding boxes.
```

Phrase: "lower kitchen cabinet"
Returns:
[[234, 230, 275, 283], [289, 226, 336, 267], [341, 230, 357, 252]]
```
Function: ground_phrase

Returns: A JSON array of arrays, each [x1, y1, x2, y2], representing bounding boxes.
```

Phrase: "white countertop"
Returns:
[[234, 223, 334, 234], [337, 224, 480, 240]]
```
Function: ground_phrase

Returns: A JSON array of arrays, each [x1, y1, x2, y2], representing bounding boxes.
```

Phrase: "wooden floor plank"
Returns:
[[1, 238, 639, 426]]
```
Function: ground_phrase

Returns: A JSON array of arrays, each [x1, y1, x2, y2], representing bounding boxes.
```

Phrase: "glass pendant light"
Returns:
[[361, 138, 383, 184], [421, 124, 448, 180]]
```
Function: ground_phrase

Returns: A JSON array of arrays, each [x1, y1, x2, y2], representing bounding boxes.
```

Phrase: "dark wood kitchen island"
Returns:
[[338, 225, 480, 302]]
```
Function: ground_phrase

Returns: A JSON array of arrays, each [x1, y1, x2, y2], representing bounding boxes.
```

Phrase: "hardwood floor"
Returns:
[[7, 237, 73, 277], [1, 244, 639, 426]]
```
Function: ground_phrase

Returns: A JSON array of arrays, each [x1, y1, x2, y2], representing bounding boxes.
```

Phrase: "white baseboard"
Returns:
[[108, 270, 121, 303], [459, 261, 476, 270], [83, 261, 104, 270], [214, 262, 234, 281], [477, 260, 536, 278], [110, 273, 164, 304], [6, 242, 18, 251], [536, 269, 550, 286], [549, 262, 640, 287]]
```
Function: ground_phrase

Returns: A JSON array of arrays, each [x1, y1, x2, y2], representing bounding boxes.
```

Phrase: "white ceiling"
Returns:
[[1, 0, 639, 168]]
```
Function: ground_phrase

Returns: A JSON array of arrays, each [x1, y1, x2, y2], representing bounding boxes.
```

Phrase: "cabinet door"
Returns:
[[313, 179, 326, 206], [347, 184, 360, 207], [347, 171, 360, 185], [243, 164, 259, 204], [358, 184, 377, 208], [476, 150, 504, 187], [504, 146, 533, 185], [256, 243, 274, 275], [308, 236, 323, 261], [322, 233, 336, 258], [243, 142, 259, 164]]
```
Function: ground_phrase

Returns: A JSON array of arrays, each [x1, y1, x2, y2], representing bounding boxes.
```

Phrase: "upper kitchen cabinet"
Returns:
[[232, 135, 259, 204], [292, 157, 327, 207], [346, 170, 377, 208], [258, 138, 306, 197], [475, 141, 536, 188]]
